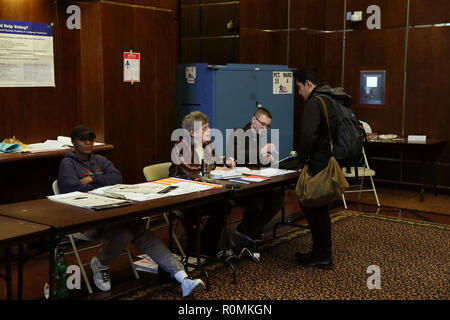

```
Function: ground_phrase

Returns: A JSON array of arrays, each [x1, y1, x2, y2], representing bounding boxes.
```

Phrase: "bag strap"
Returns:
[[316, 96, 334, 155]]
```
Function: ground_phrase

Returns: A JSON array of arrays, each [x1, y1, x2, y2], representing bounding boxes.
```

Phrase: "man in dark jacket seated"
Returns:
[[58, 125, 205, 297], [226, 107, 284, 255]]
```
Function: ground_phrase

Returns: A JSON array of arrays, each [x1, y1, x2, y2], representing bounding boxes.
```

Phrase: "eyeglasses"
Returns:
[[255, 117, 271, 129]]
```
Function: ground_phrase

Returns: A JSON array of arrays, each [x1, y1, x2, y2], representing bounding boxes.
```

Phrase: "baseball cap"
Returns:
[[70, 125, 96, 141]]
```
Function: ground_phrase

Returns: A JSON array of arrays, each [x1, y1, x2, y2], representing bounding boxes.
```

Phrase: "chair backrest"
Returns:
[[52, 180, 60, 195], [143, 162, 172, 181]]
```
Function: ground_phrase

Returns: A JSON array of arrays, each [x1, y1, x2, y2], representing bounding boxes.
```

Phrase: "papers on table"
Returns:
[[23, 136, 105, 153], [90, 178, 221, 202], [24, 140, 70, 153], [47, 191, 132, 210], [210, 167, 253, 179], [229, 175, 272, 184], [245, 168, 296, 177], [55, 136, 105, 147], [48, 178, 222, 210], [211, 167, 296, 179], [89, 183, 170, 202]]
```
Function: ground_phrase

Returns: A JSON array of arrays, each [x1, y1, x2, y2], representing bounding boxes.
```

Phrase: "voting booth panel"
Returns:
[[175, 63, 294, 159]]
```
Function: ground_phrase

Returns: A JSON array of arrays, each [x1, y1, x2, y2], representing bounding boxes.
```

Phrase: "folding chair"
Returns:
[[142, 163, 185, 257], [341, 147, 381, 209], [52, 180, 139, 295]]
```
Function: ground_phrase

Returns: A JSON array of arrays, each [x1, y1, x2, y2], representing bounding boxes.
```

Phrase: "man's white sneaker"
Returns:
[[90, 256, 111, 292], [181, 278, 205, 298]]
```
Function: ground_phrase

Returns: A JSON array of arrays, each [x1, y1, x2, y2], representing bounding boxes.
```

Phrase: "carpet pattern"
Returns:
[[344, 188, 450, 215], [121, 211, 450, 300]]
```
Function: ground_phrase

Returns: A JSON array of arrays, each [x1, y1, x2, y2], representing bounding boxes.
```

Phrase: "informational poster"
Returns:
[[273, 71, 293, 94], [185, 66, 196, 84], [123, 52, 140, 83], [0, 19, 55, 87]]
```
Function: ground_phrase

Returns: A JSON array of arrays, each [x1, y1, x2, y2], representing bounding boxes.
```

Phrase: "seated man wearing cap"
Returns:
[[58, 124, 205, 298]]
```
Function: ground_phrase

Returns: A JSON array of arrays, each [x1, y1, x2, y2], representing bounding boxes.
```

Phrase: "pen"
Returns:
[[74, 196, 88, 200]]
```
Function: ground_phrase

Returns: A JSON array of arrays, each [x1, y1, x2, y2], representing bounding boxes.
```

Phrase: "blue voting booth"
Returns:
[[175, 63, 294, 159]]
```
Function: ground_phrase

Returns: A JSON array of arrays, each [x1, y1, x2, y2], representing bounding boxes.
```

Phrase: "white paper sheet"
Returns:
[[47, 191, 131, 209]]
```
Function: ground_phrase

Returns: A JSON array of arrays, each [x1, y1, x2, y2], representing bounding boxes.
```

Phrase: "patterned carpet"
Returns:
[[120, 211, 450, 300], [344, 188, 450, 215]]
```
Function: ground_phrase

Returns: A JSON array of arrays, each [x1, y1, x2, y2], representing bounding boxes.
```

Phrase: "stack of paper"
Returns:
[[90, 183, 170, 201], [210, 167, 252, 179], [89, 178, 221, 202], [47, 191, 131, 210], [229, 175, 272, 184], [23, 136, 104, 153], [25, 140, 69, 153], [248, 168, 296, 177]]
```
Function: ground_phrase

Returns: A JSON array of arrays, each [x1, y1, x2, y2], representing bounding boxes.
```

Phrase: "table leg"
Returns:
[[273, 186, 309, 239], [18, 243, 23, 300], [168, 212, 173, 252], [5, 248, 12, 300], [48, 230, 57, 300]]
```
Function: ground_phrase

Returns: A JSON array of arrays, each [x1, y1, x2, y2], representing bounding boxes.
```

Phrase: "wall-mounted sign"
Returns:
[[0, 19, 55, 87], [123, 52, 140, 83], [186, 66, 196, 84], [273, 71, 293, 94]]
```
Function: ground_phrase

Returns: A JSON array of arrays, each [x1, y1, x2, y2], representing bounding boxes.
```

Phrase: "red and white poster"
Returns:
[[123, 52, 140, 83]]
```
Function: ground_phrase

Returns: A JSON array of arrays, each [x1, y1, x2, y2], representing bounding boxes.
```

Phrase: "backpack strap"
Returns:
[[316, 96, 334, 155]]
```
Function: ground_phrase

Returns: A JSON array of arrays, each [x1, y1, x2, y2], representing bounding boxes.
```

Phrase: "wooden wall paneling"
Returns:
[[256, 0, 288, 30], [410, 0, 450, 25], [290, 0, 344, 31], [323, 0, 346, 30], [56, 0, 82, 138], [101, 2, 177, 183], [181, 5, 200, 37], [180, 38, 201, 62], [240, 0, 288, 30], [405, 27, 450, 163], [290, 0, 324, 30], [288, 30, 307, 151], [344, 28, 406, 135], [201, 3, 239, 37], [200, 37, 239, 64], [79, 2, 105, 142], [239, 0, 258, 30], [289, 30, 343, 151], [152, 10, 178, 165], [239, 29, 288, 65], [103, 0, 178, 11], [101, 3, 140, 182], [306, 32, 343, 88], [0, 0, 53, 22], [345, 0, 407, 29]]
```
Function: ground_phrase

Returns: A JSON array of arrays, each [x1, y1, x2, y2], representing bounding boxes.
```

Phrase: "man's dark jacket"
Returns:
[[298, 83, 352, 176], [226, 123, 271, 167]]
